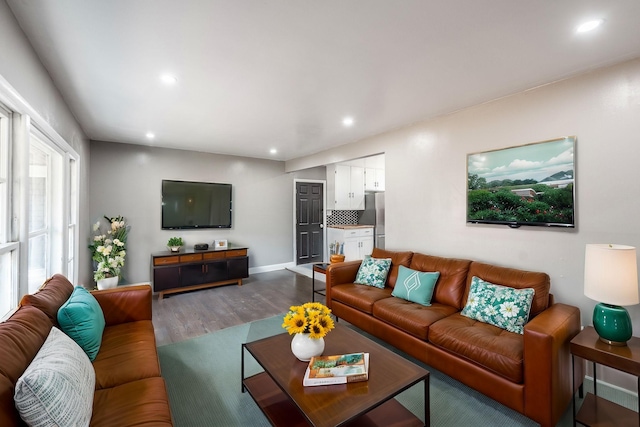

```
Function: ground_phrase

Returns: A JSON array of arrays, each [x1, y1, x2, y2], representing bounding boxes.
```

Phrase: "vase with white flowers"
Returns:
[[89, 215, 130, 289]]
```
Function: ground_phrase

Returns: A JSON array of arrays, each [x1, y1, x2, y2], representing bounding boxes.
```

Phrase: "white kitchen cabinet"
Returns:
[[328, 227, 374, 261], [327, 164, 365, 210], [364, 167, 385, 191], [364, 154, 385, 191]]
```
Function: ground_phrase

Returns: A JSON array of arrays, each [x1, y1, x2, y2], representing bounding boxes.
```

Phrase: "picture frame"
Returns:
[[466, 136, 576, 228], [214, 239, 228, 249]]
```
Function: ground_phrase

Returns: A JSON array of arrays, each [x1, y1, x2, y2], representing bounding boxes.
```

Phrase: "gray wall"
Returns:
[[287, 57, 640, 390], [0, 1, 92, 284], [89, 141, 325, 284]]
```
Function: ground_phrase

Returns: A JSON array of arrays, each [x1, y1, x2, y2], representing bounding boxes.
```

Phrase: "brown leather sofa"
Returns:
[[0, 274, 173, 426], [326, 248, 582, 427]]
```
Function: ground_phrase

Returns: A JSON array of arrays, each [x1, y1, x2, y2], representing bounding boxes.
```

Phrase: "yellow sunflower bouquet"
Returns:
[[282, 302, 335, 339]]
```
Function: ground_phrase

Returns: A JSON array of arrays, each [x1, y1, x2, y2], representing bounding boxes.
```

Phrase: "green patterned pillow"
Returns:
[[354, 256, 392, 288], [461, 276, 535, 334], [392, 266, 440, 306]]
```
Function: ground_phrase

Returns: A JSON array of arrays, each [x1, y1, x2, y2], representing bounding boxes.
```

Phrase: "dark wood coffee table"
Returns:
[[241, 323, 429, 427]]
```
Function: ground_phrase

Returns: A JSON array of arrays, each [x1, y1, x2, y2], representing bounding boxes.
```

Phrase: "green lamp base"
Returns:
[[592, 303, 633, 346]]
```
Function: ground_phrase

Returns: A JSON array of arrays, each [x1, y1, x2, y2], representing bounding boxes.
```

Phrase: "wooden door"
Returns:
[[296, 182, 324, 265]]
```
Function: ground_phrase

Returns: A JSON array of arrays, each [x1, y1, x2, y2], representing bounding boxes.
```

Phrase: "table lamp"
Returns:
[[584, 244, 639, 346]]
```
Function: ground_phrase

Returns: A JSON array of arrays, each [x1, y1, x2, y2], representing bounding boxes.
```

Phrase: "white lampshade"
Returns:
[[584, 244, 639, 306]]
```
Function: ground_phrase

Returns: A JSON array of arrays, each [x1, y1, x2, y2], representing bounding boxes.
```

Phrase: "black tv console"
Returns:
[[151, 246, 248, 299]]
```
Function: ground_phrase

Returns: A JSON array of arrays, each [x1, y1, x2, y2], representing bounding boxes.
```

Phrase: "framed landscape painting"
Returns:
[[467, 136, 576, 228]]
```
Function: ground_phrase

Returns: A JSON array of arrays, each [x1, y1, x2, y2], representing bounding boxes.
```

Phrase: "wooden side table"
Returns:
[[311, 263, 330, 302], [570, 326, 640, 426]]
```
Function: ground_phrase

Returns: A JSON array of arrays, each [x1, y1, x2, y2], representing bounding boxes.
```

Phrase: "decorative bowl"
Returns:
[[330, 254, 345, 263]]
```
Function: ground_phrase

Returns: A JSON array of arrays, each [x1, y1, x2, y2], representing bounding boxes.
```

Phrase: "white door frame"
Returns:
[[292, 179, 327, 264]]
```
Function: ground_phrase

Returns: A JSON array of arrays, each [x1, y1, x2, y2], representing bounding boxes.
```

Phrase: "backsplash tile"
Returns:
[[327, 210, 359, 226]]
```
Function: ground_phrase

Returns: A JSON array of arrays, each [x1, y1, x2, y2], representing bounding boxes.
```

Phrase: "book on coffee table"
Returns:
[[303, 352, 369, 386]]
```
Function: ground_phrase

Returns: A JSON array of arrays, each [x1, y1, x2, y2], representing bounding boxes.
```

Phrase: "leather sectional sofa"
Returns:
[[325, 248, 582, 427], [0, 274, 173, 426]]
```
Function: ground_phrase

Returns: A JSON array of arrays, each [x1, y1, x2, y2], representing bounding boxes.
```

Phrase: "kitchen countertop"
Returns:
[[328, 225, 374, 229]]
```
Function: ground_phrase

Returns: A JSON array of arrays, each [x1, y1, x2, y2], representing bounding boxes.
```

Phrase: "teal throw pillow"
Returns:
[[354, 256, 392, 288], [391, 265, 440, 306], [461, 276, 535, 334], [57, 286, 106, 361]]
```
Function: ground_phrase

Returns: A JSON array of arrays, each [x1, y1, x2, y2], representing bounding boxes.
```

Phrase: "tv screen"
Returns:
[[162, 180, 232, 229], [467, 136, 575, 228]]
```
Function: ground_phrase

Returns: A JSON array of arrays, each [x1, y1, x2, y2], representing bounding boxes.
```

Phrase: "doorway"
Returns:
[[295, 181, 325, 265]]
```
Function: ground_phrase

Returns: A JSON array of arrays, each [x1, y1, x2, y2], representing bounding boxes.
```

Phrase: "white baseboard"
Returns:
[[585, 375, 639, 399], [249, 263, 326, 281], [249, 262, 296, 274]]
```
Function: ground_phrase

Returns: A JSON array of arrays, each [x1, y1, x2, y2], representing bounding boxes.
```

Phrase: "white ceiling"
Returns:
[[7, 1, 640, 161]]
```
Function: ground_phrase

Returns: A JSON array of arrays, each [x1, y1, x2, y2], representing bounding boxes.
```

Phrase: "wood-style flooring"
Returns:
[[152, 269, 323, 346]]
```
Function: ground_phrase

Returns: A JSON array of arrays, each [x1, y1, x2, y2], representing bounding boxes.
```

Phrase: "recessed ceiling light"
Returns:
[[145, 132, 155, 139], [270, 148, 277, 155], [342, 117, 354, 127], [576, 19, 604, 33], [160, 74, 178, 85]]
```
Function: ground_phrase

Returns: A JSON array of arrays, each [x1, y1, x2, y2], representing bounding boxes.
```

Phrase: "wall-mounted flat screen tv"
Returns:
[[467, 136, 575, 228], [162, 180, 232, 229]]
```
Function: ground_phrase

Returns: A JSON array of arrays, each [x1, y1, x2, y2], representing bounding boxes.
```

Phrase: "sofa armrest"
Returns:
[[325, 261, 362, 309], [91, 285, 152, 326], [523, 302, 582, 426]]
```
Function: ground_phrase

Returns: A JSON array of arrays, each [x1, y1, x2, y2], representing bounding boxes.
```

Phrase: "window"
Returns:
[[0, 105, 19, 317], [0, 107, 8, 242], [0, 79, 80, 317], [67, 157, 78, 284], [28, 137, 50, 292], [28, 131, 66, 293]]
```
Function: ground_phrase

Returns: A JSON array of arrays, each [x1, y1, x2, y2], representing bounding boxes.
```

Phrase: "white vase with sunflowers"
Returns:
[[282, 302, 335, 361]]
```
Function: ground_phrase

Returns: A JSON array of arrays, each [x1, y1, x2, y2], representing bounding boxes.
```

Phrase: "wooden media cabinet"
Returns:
[[151, 246, 249, 299]]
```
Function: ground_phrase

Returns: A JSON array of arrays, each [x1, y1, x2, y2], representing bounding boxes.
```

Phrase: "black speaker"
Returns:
[[194, 243, 209, 250]]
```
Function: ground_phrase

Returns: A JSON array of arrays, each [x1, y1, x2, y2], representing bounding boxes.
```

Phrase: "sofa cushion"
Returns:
[[19, 274, 74, 327], [370, 248, 413, 287], [0, 306, 52, 427], [461, 277, 535, 334], [91, 377, 173, 427], [429, 313, 524, 383], [409, 253, 472, 309], [465, 262, 550, 318], [373, 297, 458, 340], [354, 256, 392, 288], [391, 266, 440, 306], [14, 327, 95, 427], [92, 284, 153, 326], [330, 284, 392, 315], [57, 286, 106, 361], [93, 320, 161, 389]]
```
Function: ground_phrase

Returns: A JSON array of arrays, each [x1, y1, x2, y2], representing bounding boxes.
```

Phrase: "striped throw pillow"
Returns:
[[14, 327, 95, 427]]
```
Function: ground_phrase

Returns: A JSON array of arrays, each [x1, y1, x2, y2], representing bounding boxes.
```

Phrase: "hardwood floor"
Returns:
[[152, 269, 324, 346]]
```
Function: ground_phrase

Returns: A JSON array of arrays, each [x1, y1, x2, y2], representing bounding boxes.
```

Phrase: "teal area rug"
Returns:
[[158, 315, 579, 426]]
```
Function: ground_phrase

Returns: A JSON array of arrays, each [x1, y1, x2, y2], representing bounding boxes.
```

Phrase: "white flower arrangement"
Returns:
[[89, 215, 130, 282]]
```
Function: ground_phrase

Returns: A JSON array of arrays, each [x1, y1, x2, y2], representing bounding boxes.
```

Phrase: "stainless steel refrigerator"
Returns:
[[358, 192, 385, 249]]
